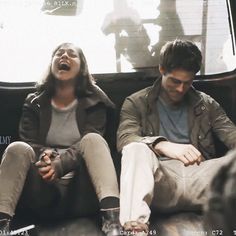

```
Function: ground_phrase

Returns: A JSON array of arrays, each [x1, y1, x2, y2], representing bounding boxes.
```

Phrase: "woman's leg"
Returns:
[[66, 160, 100, 217], [18, 164, 67, 219], [0, 141, 66, 221], [77, 133, 121, 235], [78, 133, 119, 204], [0, 141, 35, 217]]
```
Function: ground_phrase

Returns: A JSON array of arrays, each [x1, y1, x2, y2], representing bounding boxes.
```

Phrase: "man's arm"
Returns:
[[154, 141, 203, 166], [117, 96, 203, 166], [117, 96, 167, 152], [207, 95, 236, 148], [155, 95, 236, 165]]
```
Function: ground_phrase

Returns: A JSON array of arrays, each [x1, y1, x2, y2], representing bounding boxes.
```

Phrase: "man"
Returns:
[[117, 39, 236, 235]]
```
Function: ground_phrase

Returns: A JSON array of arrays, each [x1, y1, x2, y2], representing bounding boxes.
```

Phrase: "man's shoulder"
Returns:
[[198, 91, 218, 106], [126, 86, 152, 102], [190, 87, 216, 105]]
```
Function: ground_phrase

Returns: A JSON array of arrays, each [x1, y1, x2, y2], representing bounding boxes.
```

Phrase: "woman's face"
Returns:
[[51, 44, 81, 81]]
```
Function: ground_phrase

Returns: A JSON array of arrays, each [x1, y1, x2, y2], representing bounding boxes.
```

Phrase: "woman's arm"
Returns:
[[18, 94, 50, 159]]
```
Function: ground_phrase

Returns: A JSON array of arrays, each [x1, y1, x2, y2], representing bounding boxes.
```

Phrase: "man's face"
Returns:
[[160, 67, 195, 104]]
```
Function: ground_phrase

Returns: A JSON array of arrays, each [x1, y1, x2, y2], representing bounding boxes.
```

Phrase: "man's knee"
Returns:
[[123, 142, 149, 151], [122, 142, 154, 164], [2, 141, 35, 163]]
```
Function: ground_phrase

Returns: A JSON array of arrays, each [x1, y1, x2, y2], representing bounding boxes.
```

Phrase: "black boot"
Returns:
[[101, 208, 122, 236], [0, 219, 11, 236]]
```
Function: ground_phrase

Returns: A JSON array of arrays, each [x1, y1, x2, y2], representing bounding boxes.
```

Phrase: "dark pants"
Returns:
[[19, 159, 100, 220], [0, 134, 119, 219], [0, 141, 99, 219]]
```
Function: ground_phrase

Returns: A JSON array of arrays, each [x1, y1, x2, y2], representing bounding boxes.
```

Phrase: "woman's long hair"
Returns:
[[37, 43, 95, 98]]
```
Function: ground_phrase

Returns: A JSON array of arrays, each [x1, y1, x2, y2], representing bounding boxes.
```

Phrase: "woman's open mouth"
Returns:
[[58, 63, 71, 71]]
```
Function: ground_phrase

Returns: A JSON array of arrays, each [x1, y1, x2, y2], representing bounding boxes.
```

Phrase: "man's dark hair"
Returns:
[[159, 39, 202, 74], [37, 42, 94, 98]]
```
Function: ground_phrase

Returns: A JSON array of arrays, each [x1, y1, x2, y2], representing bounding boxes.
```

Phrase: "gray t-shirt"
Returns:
[[46, 99, 81, 147], [46, 99, 81, 179], [157, 97, 190, 144]]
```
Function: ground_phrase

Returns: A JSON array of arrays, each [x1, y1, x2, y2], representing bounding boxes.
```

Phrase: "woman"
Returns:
[[0, 43, 120, 236]]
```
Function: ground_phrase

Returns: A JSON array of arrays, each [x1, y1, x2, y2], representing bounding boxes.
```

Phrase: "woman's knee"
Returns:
[[80, 133, 108, 148], [79, 133, 112, 164], [2, 141, 35, 163]]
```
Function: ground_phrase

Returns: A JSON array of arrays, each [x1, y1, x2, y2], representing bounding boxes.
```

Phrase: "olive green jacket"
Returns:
[[117, 77, 236, 159]]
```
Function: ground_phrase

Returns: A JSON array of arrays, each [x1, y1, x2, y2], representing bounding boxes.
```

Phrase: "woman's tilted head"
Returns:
[[51, 43, 81, 81], [38, 43, 94, 97]]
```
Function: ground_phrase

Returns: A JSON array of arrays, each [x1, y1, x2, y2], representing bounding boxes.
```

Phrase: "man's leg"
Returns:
[[183, 152, 236, 208], [152, 151, 236, 212], [119, 142, 161, 226], [151, 159, 184, 212]]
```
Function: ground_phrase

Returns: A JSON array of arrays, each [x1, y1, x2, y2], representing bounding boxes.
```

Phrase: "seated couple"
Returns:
[[0, 40, 236, 236]]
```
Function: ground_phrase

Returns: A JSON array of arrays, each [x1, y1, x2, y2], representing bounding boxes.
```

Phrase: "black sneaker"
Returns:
[[101, 208, 122, 236], [0, 219, 11, 236]]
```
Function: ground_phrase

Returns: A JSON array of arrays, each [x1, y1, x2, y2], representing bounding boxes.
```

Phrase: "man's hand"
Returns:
[[35, 150, 57, 181], [154, 141, 204, 166]]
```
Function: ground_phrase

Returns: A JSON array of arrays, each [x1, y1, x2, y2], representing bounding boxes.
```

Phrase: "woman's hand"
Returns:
[[154, 141, 204, 166], [35, 151, 57, 181]]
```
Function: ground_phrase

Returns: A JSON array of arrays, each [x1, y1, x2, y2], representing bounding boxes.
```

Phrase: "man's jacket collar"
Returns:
[[146, 76, 204, 113]]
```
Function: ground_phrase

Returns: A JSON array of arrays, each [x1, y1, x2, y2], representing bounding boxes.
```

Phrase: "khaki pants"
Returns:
[[0, 133, 119, 217], [120, 142, 235, 226]]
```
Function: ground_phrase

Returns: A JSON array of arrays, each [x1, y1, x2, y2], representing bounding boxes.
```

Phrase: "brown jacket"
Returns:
[[19, 85, 114, 177], [117, 77, 236, 159]]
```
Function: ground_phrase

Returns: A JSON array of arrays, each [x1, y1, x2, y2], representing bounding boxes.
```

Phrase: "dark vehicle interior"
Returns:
[[0, 0, 236, 235]]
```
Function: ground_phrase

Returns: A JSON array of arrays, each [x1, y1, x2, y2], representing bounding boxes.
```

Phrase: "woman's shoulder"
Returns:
[[92, 84, 109, 99], [82, 85, 115, 109], [24, 91, 39, 103], [24, 91, 49, 107]]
